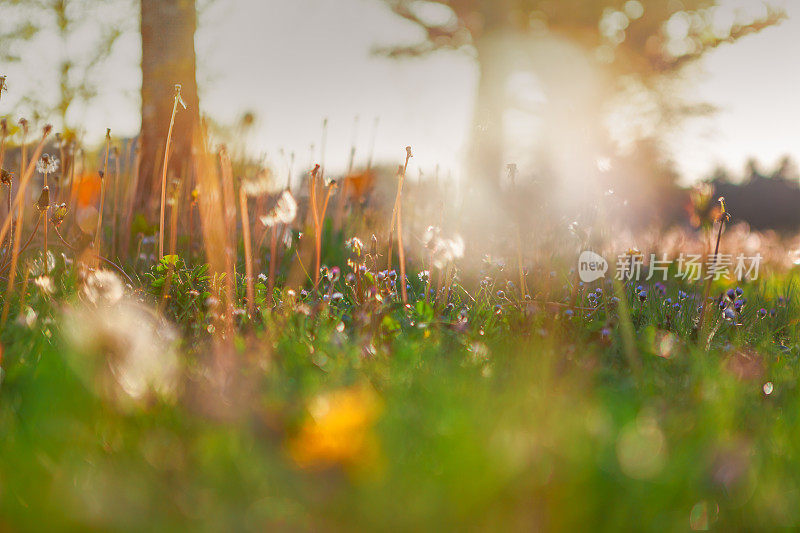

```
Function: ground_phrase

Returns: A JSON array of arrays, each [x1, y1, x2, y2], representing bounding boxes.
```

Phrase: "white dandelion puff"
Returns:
[[63, 300, 180, 408], [241, 168, 280, 197], [36, 154, 59, 174], [33, 275, 54, 294], [432, 235, 464, 269], [82, 269, 125, 306], [260, 190, 297, 227]]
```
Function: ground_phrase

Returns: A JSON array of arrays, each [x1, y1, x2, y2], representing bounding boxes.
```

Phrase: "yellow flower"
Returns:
[[289, 385, 381, 471]]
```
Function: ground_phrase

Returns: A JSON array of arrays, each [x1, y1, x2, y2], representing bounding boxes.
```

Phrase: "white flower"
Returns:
[[260, 190, 297, 227], [345, 237, 364, 256], [29, 251, 55, 276], [15, 306, 37, 328], [33, 275, 54, 294], [64, 300, 180, 408], [241, 168, 280, 197], [36, 154, 59, 174], [432, 235, 465, 269], [83, 269, 124, 306], [423, 225, 440, 248]]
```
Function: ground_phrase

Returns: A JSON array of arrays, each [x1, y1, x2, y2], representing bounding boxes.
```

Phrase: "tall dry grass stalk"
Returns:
[[111, 145, 121, 258], [168, 177, 181, 257], [1, 126, 51, 325], [66, 141, 78, 232], [306, 164, 336, 289], [38, 186, 49, 270], [1, 210, 42, 275], [94, 129, 111, 254], [188, 188, 197, 259], [0, 126, 50, 247], [698, 197, 730, 348], [194, 122, 235, 351], [218, 147, 237, 313], [388, 147, 412, 304], [333, 116, 360, 231], [56, 134, 65, 204], [159, 84, 186, 260], [1, 120, 9, 255], [121, 143, 142, 261], [268, 225, 278, 305], [507, 164, 528, 298], [239, 187, 254, 316], [308, 165, 321, 286]]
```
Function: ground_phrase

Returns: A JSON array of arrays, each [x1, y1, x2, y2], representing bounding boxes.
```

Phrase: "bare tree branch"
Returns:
[[653, 8, 787, 72], [376, 0, 468, 57]]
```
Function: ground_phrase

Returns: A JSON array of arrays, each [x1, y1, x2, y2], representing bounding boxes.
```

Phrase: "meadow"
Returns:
[[1, 118, 800, 532]]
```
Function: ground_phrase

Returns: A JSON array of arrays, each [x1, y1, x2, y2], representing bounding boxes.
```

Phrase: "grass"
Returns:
[[0, 114, 799, 531]]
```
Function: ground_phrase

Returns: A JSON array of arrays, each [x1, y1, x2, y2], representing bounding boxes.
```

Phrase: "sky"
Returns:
[[670, 0, 800, 182], [1, 0, 798, 184]]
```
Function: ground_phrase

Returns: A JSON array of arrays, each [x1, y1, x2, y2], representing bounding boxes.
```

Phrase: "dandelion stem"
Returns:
[[42, 183, 48, 271], [514, 227, 527, 298], [1, 129, 8, 258], [57, 135, 66, 205], [424, 253, 432, 305], [0, 128, 50, 324], [309, 166, 320, 288], [315, 183, 335, 291], [95, 130, 110, 254], [168, 176, 181, 257], [387, 148, 412, 276], [307, 165, 334, 292], [239, 187, 255, 316], [51, 226, 134, 285], [0, 214, 41, 274], [159, 88, 182, 261], [698, 198, 728, 345], [5, 183, 10, 256], [111, 146, 120, 258], [0, 212, 41, 326], [268, 225, 278, 306], [396, 182, 408, 304]]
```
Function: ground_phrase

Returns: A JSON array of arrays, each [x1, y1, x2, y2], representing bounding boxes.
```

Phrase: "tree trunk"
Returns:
[[139, 0, 199, 214], [467, 32, 511, 192]]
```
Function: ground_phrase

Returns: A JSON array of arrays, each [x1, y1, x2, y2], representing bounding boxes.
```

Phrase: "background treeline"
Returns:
[[709, 156, 800, 232]]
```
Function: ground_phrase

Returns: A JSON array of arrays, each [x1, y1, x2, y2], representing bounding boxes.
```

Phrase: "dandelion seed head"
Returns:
[[36, 154, 59, 174], [29, 251, 55, 276], [33, 275, 54, 294], [64, 300, 180, 409], [431, 235, 464, 269], [241, 168, 279, 197], [345, 237, 364, 256], [82, 269, 125, 306], [50, 203, 68, 227], [174, 84, 187, 109], [260, 190, 297, 227]]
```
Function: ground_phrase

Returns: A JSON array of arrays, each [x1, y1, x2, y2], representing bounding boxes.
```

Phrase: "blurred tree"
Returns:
[[378, 1, 785, 192], [712, 155, 800, 231], [772, 155, 799, 182], [138, 0, 200, 212], [0, 3, 37, 63], [0, 0, 128, 131], [52, 0, 126, 133], [0, 0, 202, 214]]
